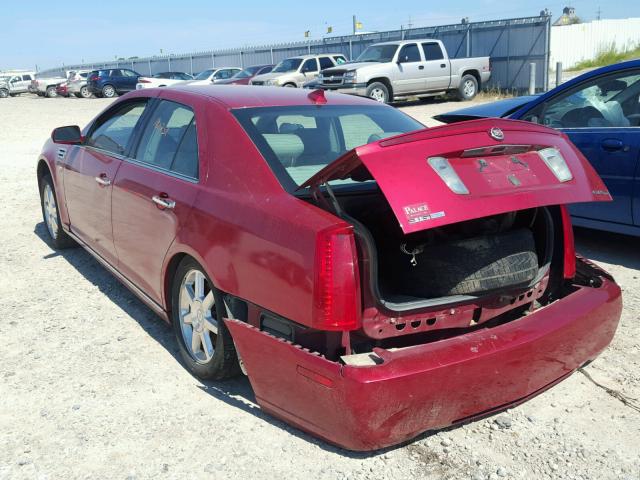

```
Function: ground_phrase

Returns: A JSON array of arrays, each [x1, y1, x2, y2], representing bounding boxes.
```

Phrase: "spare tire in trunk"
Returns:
[[395, 228, 539, 298]]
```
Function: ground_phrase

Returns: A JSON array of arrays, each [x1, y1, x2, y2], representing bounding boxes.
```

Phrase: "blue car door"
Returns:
[[518, 68, 640, 226]]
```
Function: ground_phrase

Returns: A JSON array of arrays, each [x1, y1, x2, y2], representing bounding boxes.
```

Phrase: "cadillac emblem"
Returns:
[[489, 127, 504, 141]]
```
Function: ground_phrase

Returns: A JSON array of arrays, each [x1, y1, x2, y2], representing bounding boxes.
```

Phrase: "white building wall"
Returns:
[[550, 18, 640, 69]]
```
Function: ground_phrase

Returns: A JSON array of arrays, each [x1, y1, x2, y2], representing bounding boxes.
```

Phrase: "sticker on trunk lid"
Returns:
[[403, 203, 445, 225]]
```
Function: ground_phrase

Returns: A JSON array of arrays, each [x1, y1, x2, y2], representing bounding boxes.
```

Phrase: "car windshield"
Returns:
[[194, 69, 214, 80], [272, 59, 303, 73], [232, 105, 423, 192], [356, 44, 399, 63], [233, 66, 261, 79], [153, 72, 172, 79]]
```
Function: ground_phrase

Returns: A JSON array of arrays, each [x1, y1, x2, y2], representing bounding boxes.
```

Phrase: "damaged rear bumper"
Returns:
[[225, 272, 622, 451]]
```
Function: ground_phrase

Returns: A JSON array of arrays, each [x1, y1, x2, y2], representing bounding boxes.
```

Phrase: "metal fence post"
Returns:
[[555, 62, 563, 87], [349, 39, 353, 60], [190, 55, 193, 75], [529, 62, 536, 94], [148, 59, 152, 75], [168, 56, 171, 71], [270, 48, 274, 64], [211, 52, 215, 68]]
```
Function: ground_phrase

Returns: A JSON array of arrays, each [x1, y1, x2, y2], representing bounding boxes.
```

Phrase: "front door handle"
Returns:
[[95, 174, 111, 186], [440, 63, 446, 68], [152, 195, 175, 210], [601, 138, 624, 151], [418, 65, 425, 70]]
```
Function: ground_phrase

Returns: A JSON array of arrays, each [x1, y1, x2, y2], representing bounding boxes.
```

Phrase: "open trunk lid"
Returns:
[[299, 118, 610, 234]]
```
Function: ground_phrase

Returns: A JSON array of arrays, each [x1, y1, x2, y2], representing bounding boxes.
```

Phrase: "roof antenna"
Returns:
[[308, 89, 327, 105]]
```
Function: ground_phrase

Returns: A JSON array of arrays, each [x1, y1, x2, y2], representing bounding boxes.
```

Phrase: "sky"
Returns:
[[2, 0, 639, 71]]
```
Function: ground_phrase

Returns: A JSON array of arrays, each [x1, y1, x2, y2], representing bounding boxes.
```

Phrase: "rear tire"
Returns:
[[80, 86, 92, 98], [283, 83, 297, 88], [457, 74, 478, 101], [171, 257, 239, 380], [366, 82, 390, 103], [0, 88, 8, 98], [45, 86, 57, 98], [39, 174, 76, 249], [102, 84, 117, 98]]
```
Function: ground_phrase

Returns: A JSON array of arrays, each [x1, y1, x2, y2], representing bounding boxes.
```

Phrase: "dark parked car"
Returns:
[[87, 68, 141, 98], [435, 59, 640, 236], [37, 85, 620, 451], [216, 64, 274, 85]]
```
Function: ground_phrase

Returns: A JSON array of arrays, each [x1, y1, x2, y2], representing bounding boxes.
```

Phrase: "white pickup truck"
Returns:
[[317, 39, 490, 103]]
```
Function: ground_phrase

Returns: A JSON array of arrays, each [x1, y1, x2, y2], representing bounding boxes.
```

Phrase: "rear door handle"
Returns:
[[440, 63, 446, 68], [418, 65, 425, 70], [95, 174, 111, 186], [152, 195, 175, 210], [601, 138, 624, 151]]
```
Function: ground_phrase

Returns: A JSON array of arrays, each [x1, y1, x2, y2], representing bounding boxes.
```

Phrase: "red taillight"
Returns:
[[139, 78, 151, 83], [560, 205, 576, 279], [312, 225, 361, 331]]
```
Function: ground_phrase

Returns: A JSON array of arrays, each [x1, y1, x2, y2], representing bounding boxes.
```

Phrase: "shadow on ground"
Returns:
[[574, 227, 640, 270]]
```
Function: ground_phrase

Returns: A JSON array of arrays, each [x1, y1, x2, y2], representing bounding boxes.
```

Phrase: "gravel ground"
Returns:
[[0, 95, 638, 480]]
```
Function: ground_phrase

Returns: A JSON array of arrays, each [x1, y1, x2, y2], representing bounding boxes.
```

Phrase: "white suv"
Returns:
[[250, 54, 347, 88]]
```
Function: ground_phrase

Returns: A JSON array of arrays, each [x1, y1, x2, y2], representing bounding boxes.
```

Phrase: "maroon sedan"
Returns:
[[37, 85, 621, 451], [215, 64, 274, 85]]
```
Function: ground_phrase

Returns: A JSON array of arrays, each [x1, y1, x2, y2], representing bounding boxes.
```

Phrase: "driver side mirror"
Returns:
[[52, 125, 83, 145]]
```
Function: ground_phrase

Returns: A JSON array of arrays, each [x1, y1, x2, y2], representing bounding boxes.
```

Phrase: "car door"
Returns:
[[521, 69, 640, 226], [394, 43, 427, 94], [63, 99, 149, 266], [421, 42, 450, 91], [111, 96, 200, 303], [300, 58, 319, 84], [121, 69, 139, 91]]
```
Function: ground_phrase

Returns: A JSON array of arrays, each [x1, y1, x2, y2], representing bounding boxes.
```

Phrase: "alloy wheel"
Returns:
[[103, 85, 116, 98], [369, 88, 386, 102], [43, 183, 59, 239], [463, 79, 476, 97], [178, 269, 218, 364]]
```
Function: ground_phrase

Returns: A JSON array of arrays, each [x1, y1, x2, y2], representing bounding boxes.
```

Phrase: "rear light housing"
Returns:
[[560, 205, 576, 279], [139, 78, 151, 83], [312, 225, 361, 331]]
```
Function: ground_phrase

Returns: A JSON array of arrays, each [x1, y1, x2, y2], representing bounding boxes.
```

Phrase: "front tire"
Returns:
[[80, 86, 91, 98], [0, 88, 8, 98], [366, 82, 390, 103], [457, 74, 478, 101], [283, 83, 297, 88], [102, 84, 117, 98], [171, 258, 239, 380], [39, 174, 76, 249], [45, 86, 57, 98]]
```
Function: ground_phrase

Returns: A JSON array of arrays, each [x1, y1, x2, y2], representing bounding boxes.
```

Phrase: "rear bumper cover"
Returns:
[[226, 271, 621, 451]]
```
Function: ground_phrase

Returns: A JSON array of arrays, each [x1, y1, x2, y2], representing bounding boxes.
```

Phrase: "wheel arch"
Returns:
[[162, 250, 248, 323], [367, 77, 393, 98], [461, 70, 481, 87]]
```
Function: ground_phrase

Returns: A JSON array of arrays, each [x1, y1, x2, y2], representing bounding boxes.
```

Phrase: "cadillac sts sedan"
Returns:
[[37, 85, 622, 451]]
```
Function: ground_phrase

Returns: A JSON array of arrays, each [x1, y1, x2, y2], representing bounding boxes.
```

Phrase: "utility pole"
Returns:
[[352, 15, 356, 35], [596, 6, 601, 20]]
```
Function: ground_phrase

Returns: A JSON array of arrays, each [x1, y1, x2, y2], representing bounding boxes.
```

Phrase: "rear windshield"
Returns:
[[194, 69, 214, 80], [232, 105, 423, 192], [272, 58, 303, 73]]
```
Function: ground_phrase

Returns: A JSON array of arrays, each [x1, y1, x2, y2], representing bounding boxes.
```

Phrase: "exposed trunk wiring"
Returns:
[[578, 368, 640, 413]]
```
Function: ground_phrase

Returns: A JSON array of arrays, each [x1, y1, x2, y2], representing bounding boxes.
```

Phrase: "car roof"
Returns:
[[166, 84, 384, 109], [371, 39, 441, 46], [287, 53, 344, 60]]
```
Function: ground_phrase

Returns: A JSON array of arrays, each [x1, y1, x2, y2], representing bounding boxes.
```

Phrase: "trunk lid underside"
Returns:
[[300, 118, 610, 234]]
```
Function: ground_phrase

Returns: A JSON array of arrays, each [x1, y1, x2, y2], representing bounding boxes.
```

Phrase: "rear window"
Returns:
[[232, 105, 422, 191]]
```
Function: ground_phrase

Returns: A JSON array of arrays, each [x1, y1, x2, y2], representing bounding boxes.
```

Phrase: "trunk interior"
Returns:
[[319, 186, 554, 312]]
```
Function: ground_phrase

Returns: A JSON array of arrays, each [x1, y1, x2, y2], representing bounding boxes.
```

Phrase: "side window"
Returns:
[[526, 70, 640, 128], [86, 101, 147, 155], [334, 55, 347, 65], [398, 44, 421, 63], [259, 66, 273, 74], [421, 43, 444, 61], [122, 70, 137, 77], [22, 75, 32, 81], [319, 57, 334, 70], [134, 100, 198, 178], [110, 69, 122, 77], [301, 59, 318, 73]]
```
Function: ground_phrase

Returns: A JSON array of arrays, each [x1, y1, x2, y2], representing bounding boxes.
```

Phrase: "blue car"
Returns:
[[435, 60, 640, 236], [87, 68, 141, 98]]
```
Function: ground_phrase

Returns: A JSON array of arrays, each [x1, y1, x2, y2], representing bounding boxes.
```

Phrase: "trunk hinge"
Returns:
[[311, 182, 344, 217]]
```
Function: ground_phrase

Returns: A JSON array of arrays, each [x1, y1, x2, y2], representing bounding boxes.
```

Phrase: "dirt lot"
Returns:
[[0, 94, 638, 480]]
